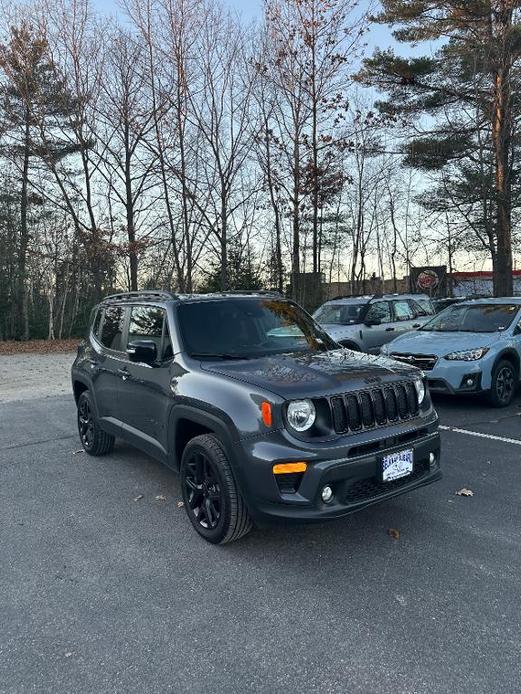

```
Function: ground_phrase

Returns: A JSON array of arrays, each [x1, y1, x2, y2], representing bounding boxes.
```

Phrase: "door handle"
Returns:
[[412, 323, 421, 328], [385, 327, 395, 332], [117, 367, 129, 381]]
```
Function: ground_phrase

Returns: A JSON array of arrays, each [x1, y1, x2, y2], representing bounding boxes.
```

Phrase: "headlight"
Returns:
[[444, 348, 489, 361], [286, 399, 316, 432], [414, 378, 426, 405]]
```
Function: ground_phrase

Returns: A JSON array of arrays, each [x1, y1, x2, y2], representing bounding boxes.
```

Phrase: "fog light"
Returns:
[[429, 452, 436, 465], [466, 378, 474, 387], [321, 485, 333, 503]]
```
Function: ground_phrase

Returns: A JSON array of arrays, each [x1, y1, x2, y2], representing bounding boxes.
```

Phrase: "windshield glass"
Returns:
[[178, 298, 338, 358], [313, 303, 365, 325], [421, 304, 519, 333]]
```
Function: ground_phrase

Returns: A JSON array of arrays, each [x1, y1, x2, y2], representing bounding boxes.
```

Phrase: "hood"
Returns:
[[384, 330, 496, 358], [201, 349, 419, 399]]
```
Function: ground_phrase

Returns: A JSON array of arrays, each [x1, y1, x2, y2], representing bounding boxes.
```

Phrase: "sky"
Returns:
[[93, 0, 400, 55]]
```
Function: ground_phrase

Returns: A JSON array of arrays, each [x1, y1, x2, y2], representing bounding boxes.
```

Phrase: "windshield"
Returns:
[[178, 298, 338, 359], [313, 302, 365, 325], [420, 304, 519, 333]]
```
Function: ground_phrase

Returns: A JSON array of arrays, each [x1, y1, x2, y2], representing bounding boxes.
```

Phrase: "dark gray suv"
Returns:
[[72, 290, 441, 544]]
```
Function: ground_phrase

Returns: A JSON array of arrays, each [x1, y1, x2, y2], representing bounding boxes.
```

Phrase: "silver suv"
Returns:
[[313, 294, 435, 354]]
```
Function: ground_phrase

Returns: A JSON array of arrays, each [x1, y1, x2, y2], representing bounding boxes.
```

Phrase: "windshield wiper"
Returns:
[[189, 352, 250, 360]]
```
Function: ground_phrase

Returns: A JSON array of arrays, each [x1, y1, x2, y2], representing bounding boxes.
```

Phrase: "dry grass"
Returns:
[[0, 338, 80, 355]]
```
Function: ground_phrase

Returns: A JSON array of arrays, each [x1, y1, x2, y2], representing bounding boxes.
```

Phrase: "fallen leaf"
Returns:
[[388, 528, 400, 540], [456, 488, 474, 497], [155, 495, 167, 502], [177, 501, 184, 508], [133, 494, 144, 502]]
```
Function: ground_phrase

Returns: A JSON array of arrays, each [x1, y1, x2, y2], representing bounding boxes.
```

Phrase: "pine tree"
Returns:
[[358, 1, 521, 296], [0, 22, 78, 338]]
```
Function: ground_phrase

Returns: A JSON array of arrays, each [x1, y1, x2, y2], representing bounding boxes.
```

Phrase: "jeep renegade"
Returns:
[[72, 290, 441, 544]]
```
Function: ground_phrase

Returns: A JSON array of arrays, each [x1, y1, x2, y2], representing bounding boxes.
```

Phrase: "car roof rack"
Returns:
[[216, 289, 283, 297], [102, 290, 178, 303]]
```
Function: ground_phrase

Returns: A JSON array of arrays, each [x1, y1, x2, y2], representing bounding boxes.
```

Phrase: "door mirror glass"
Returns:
[[364, 317, 381, 327], [127, 340, 157, 364]]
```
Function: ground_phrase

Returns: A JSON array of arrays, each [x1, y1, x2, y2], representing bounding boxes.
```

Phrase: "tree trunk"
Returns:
[[491, 0, 514, 296], [220, 195, 228, 291], [17, 116, 30, 340], [124, 122, 138, 292], [291, 134, 300, 301]]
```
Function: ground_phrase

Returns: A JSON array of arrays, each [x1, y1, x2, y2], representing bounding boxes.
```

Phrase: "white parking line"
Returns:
[[440, 424, 521, 446]]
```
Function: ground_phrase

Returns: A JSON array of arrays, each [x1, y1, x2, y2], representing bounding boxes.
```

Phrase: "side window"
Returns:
[[91, 308, 102, 337], [410, 300, 428, 317], [393, 300, 414, 321], [366, 301, 391, 323], [128, 306, 172, 361], [100, 306, 126, 352], [419, 298, 435, 315]]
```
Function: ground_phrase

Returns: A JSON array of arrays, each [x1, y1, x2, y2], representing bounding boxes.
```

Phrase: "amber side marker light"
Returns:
[[273, 462, 308, 475], [261, 401, 272, 427]]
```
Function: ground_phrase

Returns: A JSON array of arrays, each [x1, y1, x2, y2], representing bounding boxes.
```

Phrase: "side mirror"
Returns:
[[127, 339, 157, 365], [364, 318, 381, 327]]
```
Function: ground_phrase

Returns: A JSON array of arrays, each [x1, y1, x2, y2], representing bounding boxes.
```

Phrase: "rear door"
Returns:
[[91, 304, 129, 422], [116, 304, 174, 459], [361, 301, 394, 352]]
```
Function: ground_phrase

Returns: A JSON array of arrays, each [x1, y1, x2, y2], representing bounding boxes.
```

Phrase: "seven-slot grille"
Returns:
[[390, 353, 438, 371], [329, 382, 419, 434]]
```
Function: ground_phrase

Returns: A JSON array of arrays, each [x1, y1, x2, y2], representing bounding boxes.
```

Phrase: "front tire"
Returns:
[[77, 390, 115, 456], [180, 434, 252, 544], [489, 360, 517, 408]]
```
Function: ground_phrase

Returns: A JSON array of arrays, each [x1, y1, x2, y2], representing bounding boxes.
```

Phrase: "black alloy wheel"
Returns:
[[180, 434, 252, 544], [76, 391, 115, 456], [489, 360, 516, 408], [183, 451, 223, 530], [78, 396, 94, 449]]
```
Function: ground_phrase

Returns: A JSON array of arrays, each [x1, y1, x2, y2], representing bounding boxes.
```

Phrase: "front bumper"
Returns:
[[234, 414, 441, 525], [423, 358, 491, 395]]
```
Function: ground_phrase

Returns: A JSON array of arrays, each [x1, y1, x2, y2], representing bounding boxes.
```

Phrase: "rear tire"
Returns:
[[180, 434, 252, 544], [77, 390, 115, 456], [488, 360, 517, 408]]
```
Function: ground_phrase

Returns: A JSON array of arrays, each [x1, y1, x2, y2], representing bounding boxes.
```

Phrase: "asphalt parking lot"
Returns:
[[1, 358, 521, 693]]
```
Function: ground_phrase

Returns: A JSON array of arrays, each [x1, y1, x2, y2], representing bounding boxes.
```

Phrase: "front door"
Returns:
[[361, 301, 393, 352], [116, 304, 174, 459], [391, 299, 417, 337]]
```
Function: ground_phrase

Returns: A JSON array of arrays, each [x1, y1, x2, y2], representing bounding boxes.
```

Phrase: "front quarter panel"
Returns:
[[170, 362, 285, 440]]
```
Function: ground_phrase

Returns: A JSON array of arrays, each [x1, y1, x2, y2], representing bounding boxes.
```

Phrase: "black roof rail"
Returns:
[[216, 289, 283, 297], [102, 290, 178, 303]]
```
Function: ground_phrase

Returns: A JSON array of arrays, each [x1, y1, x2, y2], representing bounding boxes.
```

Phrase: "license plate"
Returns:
[[382, 450, 413, 482]]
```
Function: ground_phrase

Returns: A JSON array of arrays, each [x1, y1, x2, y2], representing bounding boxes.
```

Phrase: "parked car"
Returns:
[[313, 293, 435, 354], [433, 296, 486, 313], [433, 297, 465, 313], [72, 290, 441, 544], [381, 298, 521, 407]]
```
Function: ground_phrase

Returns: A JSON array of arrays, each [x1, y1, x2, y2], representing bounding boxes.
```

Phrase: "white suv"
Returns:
[[313, 294, 435, 353]]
